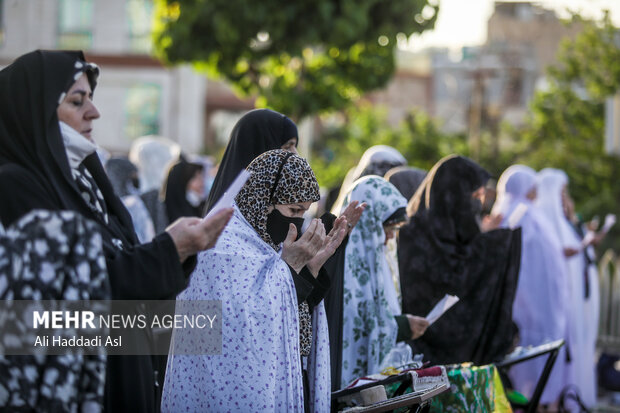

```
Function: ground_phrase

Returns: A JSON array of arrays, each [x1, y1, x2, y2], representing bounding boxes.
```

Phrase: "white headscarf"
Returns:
[[129, 136, 181, 192], [535, 168, 598, 407], [331, 146, 406, 214], [535, 168, 580, 248], [492, 164, 536, 225], [495, 165, 574, 403]]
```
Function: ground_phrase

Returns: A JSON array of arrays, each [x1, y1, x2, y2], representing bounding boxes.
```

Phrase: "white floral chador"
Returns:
[[162, 150, 330, 412], [339, 176, 407, 387]]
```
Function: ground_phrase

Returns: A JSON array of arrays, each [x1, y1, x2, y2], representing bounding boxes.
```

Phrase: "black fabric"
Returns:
[[573, 222, 593, 298], [394, 315, 413, 343], [288, 266, 331, 312], [204, 109, 298, 213], [385, 166, 427, 202], [306, 268, 330, 310], [383, 207, 407, 226], [289, 264, 315, 304], [398, 155, 521, 366], [162, 160, 203, 222], [323, 236, 348, 391], [0, 50, 194, 413], [266, 208, 304, 244]]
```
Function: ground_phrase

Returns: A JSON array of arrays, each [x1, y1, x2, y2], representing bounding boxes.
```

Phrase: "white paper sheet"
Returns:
[[205, 170, 251, 219], [425, 294, 460, 325], [580, 214, 616, 249], [602, 214, 617, 233], [580, 231, 595, 249], [507, 202, 529, 230]]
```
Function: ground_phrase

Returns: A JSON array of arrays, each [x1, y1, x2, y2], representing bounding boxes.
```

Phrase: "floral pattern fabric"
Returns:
[[161, 207, 330, 412], [339, 176, 407, 388], [0, 210, 109, 412]]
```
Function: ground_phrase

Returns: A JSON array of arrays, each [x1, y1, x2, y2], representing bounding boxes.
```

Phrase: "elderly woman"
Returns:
[[163, 150, 346, 412], [325, 176, 429, 389], [398, 155, 521, 366], [0, 50, 232, 411], [492, 165, 572, 405]]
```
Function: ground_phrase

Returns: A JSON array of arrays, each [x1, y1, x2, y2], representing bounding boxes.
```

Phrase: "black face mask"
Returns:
[[266, 208, 304, 245]]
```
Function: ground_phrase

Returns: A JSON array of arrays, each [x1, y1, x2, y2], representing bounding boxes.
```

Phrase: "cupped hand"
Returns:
[[280, 219, 325, 273], [306, 216, 348, 277]]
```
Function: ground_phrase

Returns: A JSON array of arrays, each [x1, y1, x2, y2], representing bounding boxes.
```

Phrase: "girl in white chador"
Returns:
[[536, 168, 598, 408], [492, 165, 573, 405]]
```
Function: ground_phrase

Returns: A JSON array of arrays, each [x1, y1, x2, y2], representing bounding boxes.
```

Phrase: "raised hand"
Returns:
[[340, 200, 366, 235], [481, 213, 503, 232], [306, 217, 348, 277], [280, 219, 325, 273]]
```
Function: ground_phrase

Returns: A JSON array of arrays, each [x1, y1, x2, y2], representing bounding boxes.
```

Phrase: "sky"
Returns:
[[407, 0, 620, 52]]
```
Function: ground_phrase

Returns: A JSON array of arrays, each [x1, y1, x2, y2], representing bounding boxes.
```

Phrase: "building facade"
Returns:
[[0, 0, 207, 154], [431, 1, 583, 134]]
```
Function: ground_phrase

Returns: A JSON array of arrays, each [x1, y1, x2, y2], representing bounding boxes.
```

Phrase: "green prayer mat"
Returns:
[[429, 364, 512, 413]]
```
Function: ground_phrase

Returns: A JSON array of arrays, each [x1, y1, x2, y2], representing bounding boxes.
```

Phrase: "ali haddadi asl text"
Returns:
[[34, 335, 121, 347]]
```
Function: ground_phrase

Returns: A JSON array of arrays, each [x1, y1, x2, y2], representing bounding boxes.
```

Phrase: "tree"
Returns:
[[505, 12, 620, 249], [310, 102, 467, 189], [152, 0, 438, 120]]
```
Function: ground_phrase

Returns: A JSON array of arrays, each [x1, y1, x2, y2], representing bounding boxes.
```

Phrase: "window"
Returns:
[[57, 0, 94, 49], [125, 83, 161, 140], [127, 0, 154, 53]]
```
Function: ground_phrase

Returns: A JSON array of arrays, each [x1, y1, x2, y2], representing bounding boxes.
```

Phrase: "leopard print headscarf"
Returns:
[[236, 150, 320, 356], [236, 149, 320, 251]]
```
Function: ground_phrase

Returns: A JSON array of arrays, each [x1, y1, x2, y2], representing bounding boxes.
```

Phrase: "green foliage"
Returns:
[[508, 13, 620, 222], [505, 12, 620, 250], [153, 0, 438, 119], [310, 102, 467, 188]]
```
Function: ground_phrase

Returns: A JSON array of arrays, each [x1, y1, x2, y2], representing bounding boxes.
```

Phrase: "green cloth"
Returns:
[[429, 364, 512, 413]]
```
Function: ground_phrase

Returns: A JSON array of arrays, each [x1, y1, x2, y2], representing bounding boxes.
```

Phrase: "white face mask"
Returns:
[[186, 189, 204, 207], [59, 121, 98, 169]]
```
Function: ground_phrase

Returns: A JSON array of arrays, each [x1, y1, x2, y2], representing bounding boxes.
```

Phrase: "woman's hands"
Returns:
[[406, 314, 429, 340], [281, 217, 349, 277], [280, 219, 325, 274], [306, 216, 348, 276], [166, 208, 233, 263], [481, 213, 503, 232], [340, 201, 366, 235]]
